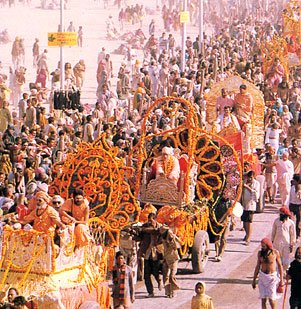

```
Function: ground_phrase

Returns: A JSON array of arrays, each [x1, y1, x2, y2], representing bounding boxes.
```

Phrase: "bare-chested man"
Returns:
[[252, 238, 284, 309]]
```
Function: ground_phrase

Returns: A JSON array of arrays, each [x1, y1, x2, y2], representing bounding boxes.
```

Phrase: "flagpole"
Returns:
[[180, 0, 187, 72]]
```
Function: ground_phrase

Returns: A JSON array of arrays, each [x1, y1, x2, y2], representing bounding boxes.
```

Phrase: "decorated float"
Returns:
[[126, 96, 243, 272], [262, 0, 301, 82], [206, 75, 265, 161], [0, 140, 141, 308], [205, 76, 265, 212]]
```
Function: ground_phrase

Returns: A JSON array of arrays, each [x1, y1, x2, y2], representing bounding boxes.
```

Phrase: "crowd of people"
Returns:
[[0, 0, 300, 308]]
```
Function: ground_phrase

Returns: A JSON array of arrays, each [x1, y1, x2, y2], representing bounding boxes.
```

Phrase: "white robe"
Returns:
[[271, 218, 296, 270]]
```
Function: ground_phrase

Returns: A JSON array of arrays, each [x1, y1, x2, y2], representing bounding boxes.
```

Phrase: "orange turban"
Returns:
[[139, 204, 157, 223], [35, 191, 51, 204], [261, 238, 273, 250]]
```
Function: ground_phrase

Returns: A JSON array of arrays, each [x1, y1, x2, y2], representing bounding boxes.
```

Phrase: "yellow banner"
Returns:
[[180, 11, 190, 23], [48, 32, 77, 46]]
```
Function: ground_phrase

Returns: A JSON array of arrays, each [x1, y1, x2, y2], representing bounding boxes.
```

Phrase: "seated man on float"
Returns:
[[60, 189, 93, 249], [18, 191, 66, 233], [216, 106, 241, 132], [153, 146, 180, 186]]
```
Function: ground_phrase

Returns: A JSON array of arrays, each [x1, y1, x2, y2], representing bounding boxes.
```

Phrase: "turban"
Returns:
[[280, 207, 292, 217], [35, 191, 51, 204], [37, 182, 48, 193], [139, 203, 157, 223], [52, 195, 64, 204], [35, 167, 45, 175], [154, 109, 162, 116], [261, 238, 273, 250], [162, 146, 173, 156]]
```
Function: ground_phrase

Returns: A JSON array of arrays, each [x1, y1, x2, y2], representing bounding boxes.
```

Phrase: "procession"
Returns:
[[0, 0, 300, 308]]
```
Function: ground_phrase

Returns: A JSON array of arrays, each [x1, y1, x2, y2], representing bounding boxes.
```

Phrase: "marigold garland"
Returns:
[[0, 236, 16, 291], [162, 156, 174, 176]]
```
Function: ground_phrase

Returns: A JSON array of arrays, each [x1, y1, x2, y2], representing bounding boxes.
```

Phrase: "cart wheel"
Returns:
[[191, 230, 210, 273]]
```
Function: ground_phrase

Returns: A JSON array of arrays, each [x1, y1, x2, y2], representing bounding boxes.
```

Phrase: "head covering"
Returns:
[[162, 146, 173, 156], [15, 163, 23, 170], [36, 182, 48, 193], [261, 238, 273, 250], [139, 203, 157, 223], [52, 195, 64, 204], [154, 109, 162, 117], [35, 191, 51, 204], [26, 182, 37, 194], [196, 281, 206, 294], [280, 207, 292, 217], [35, 167, 45, 175]]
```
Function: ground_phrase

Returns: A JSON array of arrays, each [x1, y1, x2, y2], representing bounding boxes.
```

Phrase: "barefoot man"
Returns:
[[252, 238, 284, 309]]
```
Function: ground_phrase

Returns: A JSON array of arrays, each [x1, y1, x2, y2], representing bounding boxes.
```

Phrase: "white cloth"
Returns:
[[275, 159, 294, 206], [155, 155, 180, 184], [217, 113, 241, 131], [265, 128, 282, 153], [256, 175, 265, 206], [290, 186, 301, 205], [272, 218, 296, 270], [82, 123, 94, 143], [241, 179, 260, 211], [258, 271, 281, 300]]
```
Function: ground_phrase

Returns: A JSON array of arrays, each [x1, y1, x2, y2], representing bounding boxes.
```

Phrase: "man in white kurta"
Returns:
[[272, 207, 296, 271], [275, 152, 294, 207]]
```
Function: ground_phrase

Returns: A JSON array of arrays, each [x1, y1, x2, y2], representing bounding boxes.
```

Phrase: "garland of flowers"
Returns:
[[167, 207, 209, 257], [196, 129, 242, 235], [0, 236, 16, 291], [0, 227, 111, 307], [0, 232, 9, 270], [132, 96, 199, 198], [63, 226, 76, 256], [17, 235, 47, 288], [208, 215, 229, 236], [162, 156, 174, 176]]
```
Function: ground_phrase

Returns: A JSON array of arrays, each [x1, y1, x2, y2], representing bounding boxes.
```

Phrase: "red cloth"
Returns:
[[280, 207, 292, 218], [261, 238, 273, 250], [26, 301, 37, 309], [17, 204, 30, 220]]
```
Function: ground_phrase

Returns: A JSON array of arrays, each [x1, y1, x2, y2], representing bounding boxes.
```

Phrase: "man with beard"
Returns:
[[252, 238, 284, 309], [286, 247, 301, 309], [19, 191, 65, 232], [60, 189, 93, 249], [277, 77, 290, 104], [271, 207, 296, 271]]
